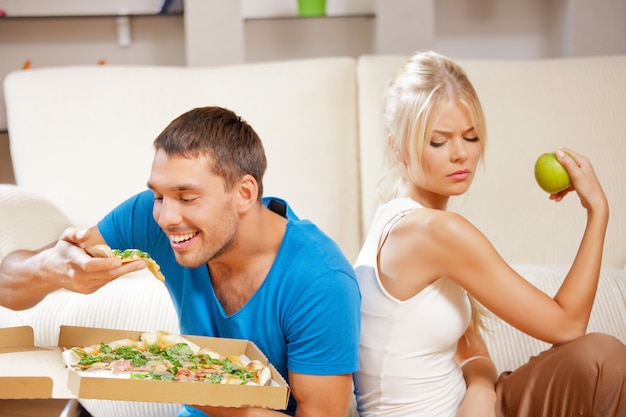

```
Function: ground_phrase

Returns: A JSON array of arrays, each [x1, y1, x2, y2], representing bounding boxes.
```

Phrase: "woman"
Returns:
[[353, 51, 626, 417]]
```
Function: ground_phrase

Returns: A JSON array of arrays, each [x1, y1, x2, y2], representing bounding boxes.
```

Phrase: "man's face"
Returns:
[[147, 149, 239, 267]]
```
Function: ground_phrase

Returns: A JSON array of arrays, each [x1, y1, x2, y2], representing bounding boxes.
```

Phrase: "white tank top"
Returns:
[[354, 198, 472, 417]]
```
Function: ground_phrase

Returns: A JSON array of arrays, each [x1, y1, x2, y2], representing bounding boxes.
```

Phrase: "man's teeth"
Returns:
[[171, 233, 195, 243]]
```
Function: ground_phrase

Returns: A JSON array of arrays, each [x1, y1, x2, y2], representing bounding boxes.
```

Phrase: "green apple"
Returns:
[[534, 152, 571, 193]]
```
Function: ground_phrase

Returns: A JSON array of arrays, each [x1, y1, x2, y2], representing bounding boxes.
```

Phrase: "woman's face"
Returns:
[[406, 100, 483, 209]]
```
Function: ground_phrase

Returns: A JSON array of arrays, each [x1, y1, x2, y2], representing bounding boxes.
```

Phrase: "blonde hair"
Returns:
[[379, 51, 488, 201], [380, 51, 491, 331]]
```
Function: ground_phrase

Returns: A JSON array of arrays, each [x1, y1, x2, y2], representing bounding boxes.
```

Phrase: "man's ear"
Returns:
[[236, 174, 259, 213]]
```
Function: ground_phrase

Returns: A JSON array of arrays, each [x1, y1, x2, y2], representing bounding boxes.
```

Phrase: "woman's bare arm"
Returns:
[[380, 150, 609, 344], [455, 320, 497, 417]]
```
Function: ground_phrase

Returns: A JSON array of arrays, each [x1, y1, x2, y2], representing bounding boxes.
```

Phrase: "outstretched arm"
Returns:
[[0, 227, 146, 310], [548, 150, 609, 329], [380, 149, 609, 345], [448, 149, 608, 343]]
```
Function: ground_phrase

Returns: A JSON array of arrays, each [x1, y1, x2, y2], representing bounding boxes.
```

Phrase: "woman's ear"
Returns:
[[236, 174, 259, 213]]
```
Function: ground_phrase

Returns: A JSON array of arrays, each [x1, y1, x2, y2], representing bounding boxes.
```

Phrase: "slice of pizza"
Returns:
[[141, 330, 202, 355], [86, 244, 165, 282], [62, 338, 149, 373]]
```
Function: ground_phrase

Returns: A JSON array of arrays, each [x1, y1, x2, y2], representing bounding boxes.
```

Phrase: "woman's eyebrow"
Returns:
[[432, 126, 476, 135]]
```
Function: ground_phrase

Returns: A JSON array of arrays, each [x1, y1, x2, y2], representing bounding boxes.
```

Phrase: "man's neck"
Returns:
[[208, 206, 287, 315]]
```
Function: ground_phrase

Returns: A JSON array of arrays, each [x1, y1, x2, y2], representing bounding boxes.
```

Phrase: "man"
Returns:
[[0, 106, 361, 416]]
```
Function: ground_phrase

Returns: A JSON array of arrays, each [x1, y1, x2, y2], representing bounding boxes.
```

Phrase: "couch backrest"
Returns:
[[7, 55, 626, 268], [4, 57, 362, 261], [357, 55, 626, 269]]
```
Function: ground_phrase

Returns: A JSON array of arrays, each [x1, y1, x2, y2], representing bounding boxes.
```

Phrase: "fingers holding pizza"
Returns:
[[86, 244, 165, 282], [40, 228, 145, 295], [0, 227, 152, 310]]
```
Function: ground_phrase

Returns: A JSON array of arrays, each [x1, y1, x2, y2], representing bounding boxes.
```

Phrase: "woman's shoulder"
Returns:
[[401, 206, 469, 229], [389, 208, 479, 254]]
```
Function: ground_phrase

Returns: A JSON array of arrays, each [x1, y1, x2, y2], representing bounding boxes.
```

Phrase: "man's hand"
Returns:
[[48, 227, 146, 294], [0, 226, 145, 310]]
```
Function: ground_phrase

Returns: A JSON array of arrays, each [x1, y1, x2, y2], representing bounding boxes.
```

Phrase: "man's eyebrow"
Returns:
[[146, 182, 201, 192]]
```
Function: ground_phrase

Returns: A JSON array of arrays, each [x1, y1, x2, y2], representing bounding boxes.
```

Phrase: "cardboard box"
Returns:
[[0, 326, 72, 400], [0, 325, 290, 409]]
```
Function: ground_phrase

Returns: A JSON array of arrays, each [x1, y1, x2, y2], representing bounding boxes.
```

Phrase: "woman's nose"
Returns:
[[451, 140, 468, 161]]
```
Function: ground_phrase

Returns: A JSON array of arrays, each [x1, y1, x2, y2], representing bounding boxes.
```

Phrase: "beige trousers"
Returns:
[[496, 333, 626, 417]]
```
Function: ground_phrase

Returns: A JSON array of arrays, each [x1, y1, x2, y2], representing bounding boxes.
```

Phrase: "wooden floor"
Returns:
[[0, 400, 80, 417], [0, 131, 15, 184]]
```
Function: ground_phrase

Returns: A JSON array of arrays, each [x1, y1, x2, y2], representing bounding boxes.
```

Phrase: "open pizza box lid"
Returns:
[[0, 326, 69, 399], [0, 325, 290, 409]]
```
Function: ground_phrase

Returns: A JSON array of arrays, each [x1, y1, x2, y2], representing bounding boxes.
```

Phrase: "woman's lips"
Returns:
[[449, 170, 470, 180]]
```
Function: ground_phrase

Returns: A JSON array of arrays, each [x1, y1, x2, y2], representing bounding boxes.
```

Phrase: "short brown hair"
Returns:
[[153, 106, 267, 199]]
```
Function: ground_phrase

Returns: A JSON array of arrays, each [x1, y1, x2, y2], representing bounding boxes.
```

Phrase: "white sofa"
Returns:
[[1, 55, 625, 416]]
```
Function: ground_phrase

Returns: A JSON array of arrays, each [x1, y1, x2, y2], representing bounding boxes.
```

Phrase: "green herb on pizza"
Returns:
[[86, 244, 165, 282]]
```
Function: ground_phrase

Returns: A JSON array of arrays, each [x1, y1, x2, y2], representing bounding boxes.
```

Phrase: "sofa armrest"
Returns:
[[0, 184, 72, 261]]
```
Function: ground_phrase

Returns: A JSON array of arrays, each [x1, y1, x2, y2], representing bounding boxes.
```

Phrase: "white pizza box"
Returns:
[[0, 325, 290, 409]]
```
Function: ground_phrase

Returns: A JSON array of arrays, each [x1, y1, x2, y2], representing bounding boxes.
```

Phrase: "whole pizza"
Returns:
[[62, 330, 272, 386]]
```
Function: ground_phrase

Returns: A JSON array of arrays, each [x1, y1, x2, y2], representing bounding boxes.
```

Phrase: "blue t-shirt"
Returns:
[[98, 190, 361, 416]]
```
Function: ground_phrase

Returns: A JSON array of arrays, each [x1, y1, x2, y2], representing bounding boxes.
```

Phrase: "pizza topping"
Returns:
[[86, 244, 166, 283], [63, 331, 272, 386]]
